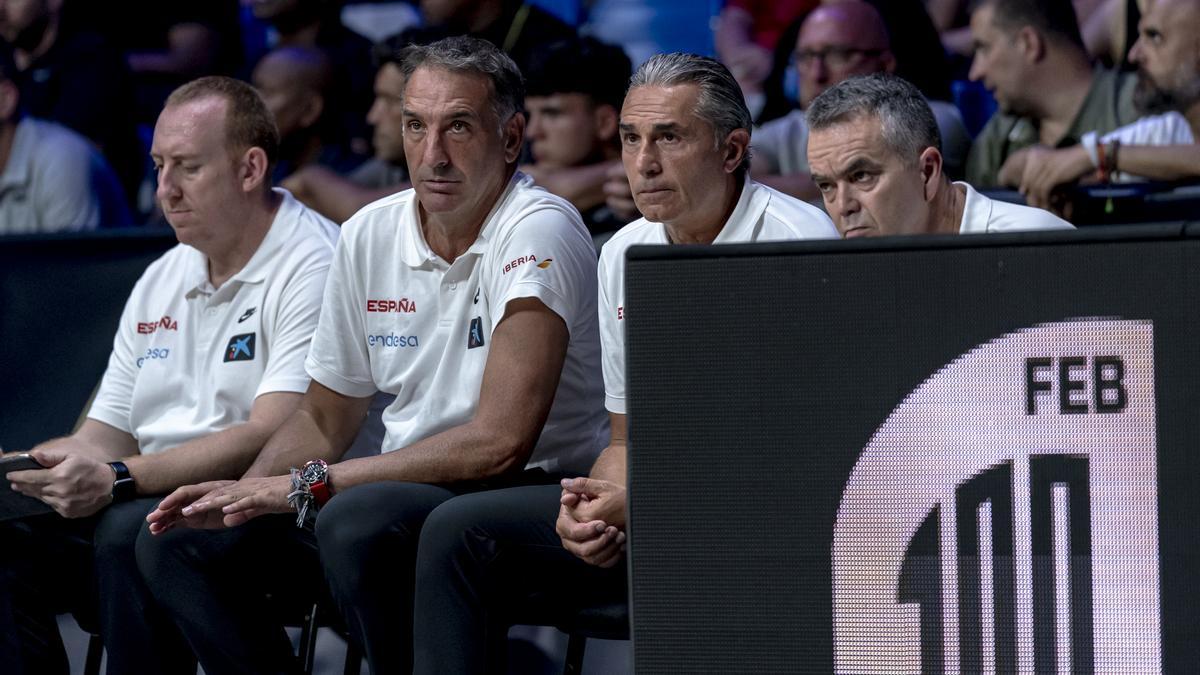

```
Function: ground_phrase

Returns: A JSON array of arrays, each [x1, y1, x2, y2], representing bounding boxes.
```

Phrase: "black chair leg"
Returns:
[[563, 633, 587, 675], [84, 633, 104, 675], [343, 642, 363, 675], [300, 603, 320, 675]]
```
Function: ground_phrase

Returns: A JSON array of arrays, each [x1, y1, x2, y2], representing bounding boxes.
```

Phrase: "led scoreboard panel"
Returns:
[[624, 225, 1200, 674]]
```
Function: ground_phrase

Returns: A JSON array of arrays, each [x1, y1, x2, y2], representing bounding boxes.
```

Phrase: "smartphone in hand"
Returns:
[[0, 453, 53, 521]]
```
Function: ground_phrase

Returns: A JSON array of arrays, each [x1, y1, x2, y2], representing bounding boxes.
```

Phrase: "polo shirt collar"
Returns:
[[183, 187, 295, 297], [956, 181, 990, 234], [182, 245, 214, 298], [713, 177, 762, 243], [398, 170, 526, 267], [228, 188, 297, 285], [651, 177, 761, 244], [0, 118, 34, 194]]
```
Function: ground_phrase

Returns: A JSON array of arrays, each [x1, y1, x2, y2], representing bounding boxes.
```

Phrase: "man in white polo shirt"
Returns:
[[408, 53, 838, 673], [137, 36, 607, 674], [806, 74, 1074, 237], [0, 77, 337, 675]]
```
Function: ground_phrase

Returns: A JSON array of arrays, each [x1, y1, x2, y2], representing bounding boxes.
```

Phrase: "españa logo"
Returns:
[[366, 299, 417, 313], [223, 333, 256, 362], [137, 316, 178, 334]]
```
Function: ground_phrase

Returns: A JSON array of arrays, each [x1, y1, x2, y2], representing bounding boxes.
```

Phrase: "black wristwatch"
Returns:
[[108, 461, 137, 503]]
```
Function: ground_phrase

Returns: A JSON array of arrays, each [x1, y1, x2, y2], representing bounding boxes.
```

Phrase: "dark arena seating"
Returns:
[[624, 225, 1200, 673], [0, 230, 176, 453], [983, 183, 1200, 227]]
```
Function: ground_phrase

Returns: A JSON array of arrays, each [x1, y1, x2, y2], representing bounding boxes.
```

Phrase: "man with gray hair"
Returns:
[[807, 73, 1073, 237], [408, 52, 837, 673], [136, 36, 608, 673]]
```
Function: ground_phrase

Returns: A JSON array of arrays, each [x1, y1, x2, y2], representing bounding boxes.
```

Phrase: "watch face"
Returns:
[[300, 461, 327, 484]]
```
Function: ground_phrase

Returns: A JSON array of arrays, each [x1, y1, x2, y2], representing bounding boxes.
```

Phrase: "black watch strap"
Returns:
[[108, 461, 136, 503]]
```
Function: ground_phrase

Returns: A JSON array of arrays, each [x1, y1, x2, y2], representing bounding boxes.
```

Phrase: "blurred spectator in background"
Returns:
[[282, 38, 412, 223], [252, 0, 375, 155], [0, 0, 143, 209], [72, 0, 243, 124], [714, 0, 817, 117], [756, 0, 952, 127], [1078, 0, 1147, 66], [419, 0, 575, 74], [931, 0, 1132, 65], [252, 45, 364, 182], [1001, 0, 1200, 209], [965, 0, 1140, 187], [865, 0, 954, 103], [751, 0, 969, 201], [521, 37, 632, 235], [0, 44, 130, 233], [583, 0, 719, 71]]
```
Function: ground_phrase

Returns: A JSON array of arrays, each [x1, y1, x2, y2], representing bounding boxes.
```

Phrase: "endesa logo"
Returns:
[[366, 299, 417, 313], [137, 315, 178, 334], [136, 348, 170, 368], [503, 254, 542, 274], [368, 333, 419, 348]]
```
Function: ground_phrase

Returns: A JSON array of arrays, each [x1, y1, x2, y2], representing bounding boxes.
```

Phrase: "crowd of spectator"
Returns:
[[0, 0, 1195, 235]]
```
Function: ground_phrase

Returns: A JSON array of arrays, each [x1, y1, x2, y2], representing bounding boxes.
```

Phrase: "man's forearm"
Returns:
[[327, 417, 533, 492], [244, 405, 360, 478], [589, 441, 627, 486], [123, 420, 275, 495], [1115, 145, 1200, 181], [26, 418, 138, 463], [124, 391, 306, 494]]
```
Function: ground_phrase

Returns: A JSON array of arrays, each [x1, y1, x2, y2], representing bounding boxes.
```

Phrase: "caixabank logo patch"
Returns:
[[224, 333, 256, 363], [831, 320, 1159, 674]]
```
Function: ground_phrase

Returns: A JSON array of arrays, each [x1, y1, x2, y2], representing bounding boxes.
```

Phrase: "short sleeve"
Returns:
[[485, 206, 596, 336], [304, 229, 378, 398], [1101, 112, 1195, 146], [596, 244, 626, 415], [255, 254, 332, 398], [87, 282, 142, 432]]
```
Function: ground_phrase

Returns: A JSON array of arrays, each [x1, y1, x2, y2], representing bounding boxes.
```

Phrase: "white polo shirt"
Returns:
[[88, 189, 338, 455], [957, 182, 1075, 234], [598, 178, 839, 414], [304, 171, 607, 475]]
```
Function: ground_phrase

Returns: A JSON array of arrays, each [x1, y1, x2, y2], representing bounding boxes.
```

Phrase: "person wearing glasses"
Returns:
[[750, 0, 969, 201]]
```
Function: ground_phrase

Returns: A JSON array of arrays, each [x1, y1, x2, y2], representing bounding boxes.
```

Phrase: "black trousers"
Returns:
[[412, 484, 627, 674], [0, 497, 193, 675], [136, 475, 594, 675], [135, 512, 318, 675], [137, 479, 535, 675]]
